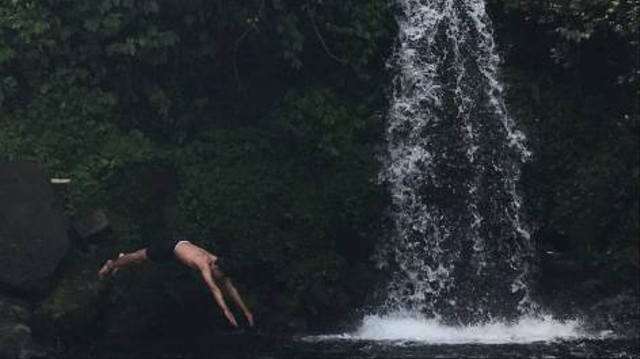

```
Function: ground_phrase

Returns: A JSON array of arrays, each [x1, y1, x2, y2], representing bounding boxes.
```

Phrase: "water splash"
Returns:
[[375, 0, 535, 323], [303, 314, 611, 344]]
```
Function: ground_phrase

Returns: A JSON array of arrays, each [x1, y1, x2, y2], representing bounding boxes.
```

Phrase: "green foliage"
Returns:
[[268, 0, 394, 73], [489, 0, 639, 279], [490, 0, 639, 86], [165, 87, 383, 308], [505, 69, 639, 275], [1, 0, 391, 319], [274, 88, 368, 162]]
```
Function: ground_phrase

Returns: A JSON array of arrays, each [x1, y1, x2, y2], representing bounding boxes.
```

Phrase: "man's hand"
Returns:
[[224, 309, 239, 327], [245, 311, 255, 327]]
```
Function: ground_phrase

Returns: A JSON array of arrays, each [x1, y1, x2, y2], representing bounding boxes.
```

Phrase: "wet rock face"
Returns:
[[538, 251, 640, 336], [0, 162, 69, 294], [588, 290, 640, 337]]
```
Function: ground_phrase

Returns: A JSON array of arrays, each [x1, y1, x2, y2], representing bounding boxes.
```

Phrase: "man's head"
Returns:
[[211, 257, 228, 280]]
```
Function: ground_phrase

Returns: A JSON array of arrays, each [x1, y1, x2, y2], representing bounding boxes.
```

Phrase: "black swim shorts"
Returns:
[[147, 237, 187, 262]]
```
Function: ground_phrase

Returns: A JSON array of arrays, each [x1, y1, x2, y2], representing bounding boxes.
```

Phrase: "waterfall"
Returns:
[[375, 0, 536, 324]]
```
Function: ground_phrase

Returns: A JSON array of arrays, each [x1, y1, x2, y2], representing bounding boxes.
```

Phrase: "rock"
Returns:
[[36, 271, 107, 336], [0, 323, 32, 358], [72, 209, 109, 240], [587, 290, 640, 337], [0, 295, 31, 326], [0, 162, 69, 294], [537, 249, 640, 336], [0, 294, 42, 359]]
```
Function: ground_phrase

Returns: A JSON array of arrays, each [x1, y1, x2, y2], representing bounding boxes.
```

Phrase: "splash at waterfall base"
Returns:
[[316, 249, 640, 345], [297, 254, 639, 349], [306, 314, 591, 344]]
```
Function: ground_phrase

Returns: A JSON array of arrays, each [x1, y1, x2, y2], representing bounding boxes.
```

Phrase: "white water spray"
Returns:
[[304, 314, 602, 344]]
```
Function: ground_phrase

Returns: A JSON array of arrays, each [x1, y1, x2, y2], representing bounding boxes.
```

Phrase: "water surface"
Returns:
[[76, 334, 638, 358], [67, 315, 639, 358]]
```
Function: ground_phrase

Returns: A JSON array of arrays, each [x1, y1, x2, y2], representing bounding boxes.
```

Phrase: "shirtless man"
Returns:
[[99, 239, 254, 328]]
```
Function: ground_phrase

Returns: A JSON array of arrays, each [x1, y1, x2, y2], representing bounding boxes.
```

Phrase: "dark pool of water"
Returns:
[[64, 333, 639, 358]]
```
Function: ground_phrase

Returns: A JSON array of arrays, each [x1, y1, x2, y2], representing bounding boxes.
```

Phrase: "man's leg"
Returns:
[[99, 248, 148, 279]]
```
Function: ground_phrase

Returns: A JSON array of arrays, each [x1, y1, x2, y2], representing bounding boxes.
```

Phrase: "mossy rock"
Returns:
[[37, 272, 107, 334], [34, 245, 112, 339]]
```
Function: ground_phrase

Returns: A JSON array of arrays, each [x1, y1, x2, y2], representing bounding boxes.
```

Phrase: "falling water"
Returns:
[[375, 0, 535, 325]]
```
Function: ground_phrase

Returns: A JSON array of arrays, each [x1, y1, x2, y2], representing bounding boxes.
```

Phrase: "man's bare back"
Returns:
[[173, 241, 216, 270]]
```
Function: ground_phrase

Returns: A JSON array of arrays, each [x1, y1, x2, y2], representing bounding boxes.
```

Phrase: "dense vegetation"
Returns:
[[488, 0, 639, 279], [0, 0, 395, 331], [0, 0, 637, 336]]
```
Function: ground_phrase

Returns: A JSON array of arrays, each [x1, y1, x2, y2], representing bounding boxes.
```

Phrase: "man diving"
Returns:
[[99, 238, 254, 328]]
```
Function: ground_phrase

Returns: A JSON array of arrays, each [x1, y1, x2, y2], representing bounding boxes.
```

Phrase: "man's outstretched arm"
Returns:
[[200, 268, 239, 327], [220, 277, 254, 327]]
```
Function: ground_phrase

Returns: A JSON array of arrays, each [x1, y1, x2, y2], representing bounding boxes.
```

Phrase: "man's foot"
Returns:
[[98, 260, 115, 279]]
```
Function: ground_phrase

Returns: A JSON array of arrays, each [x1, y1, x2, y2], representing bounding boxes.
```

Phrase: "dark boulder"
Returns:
[[0, 162, 69, 294]]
